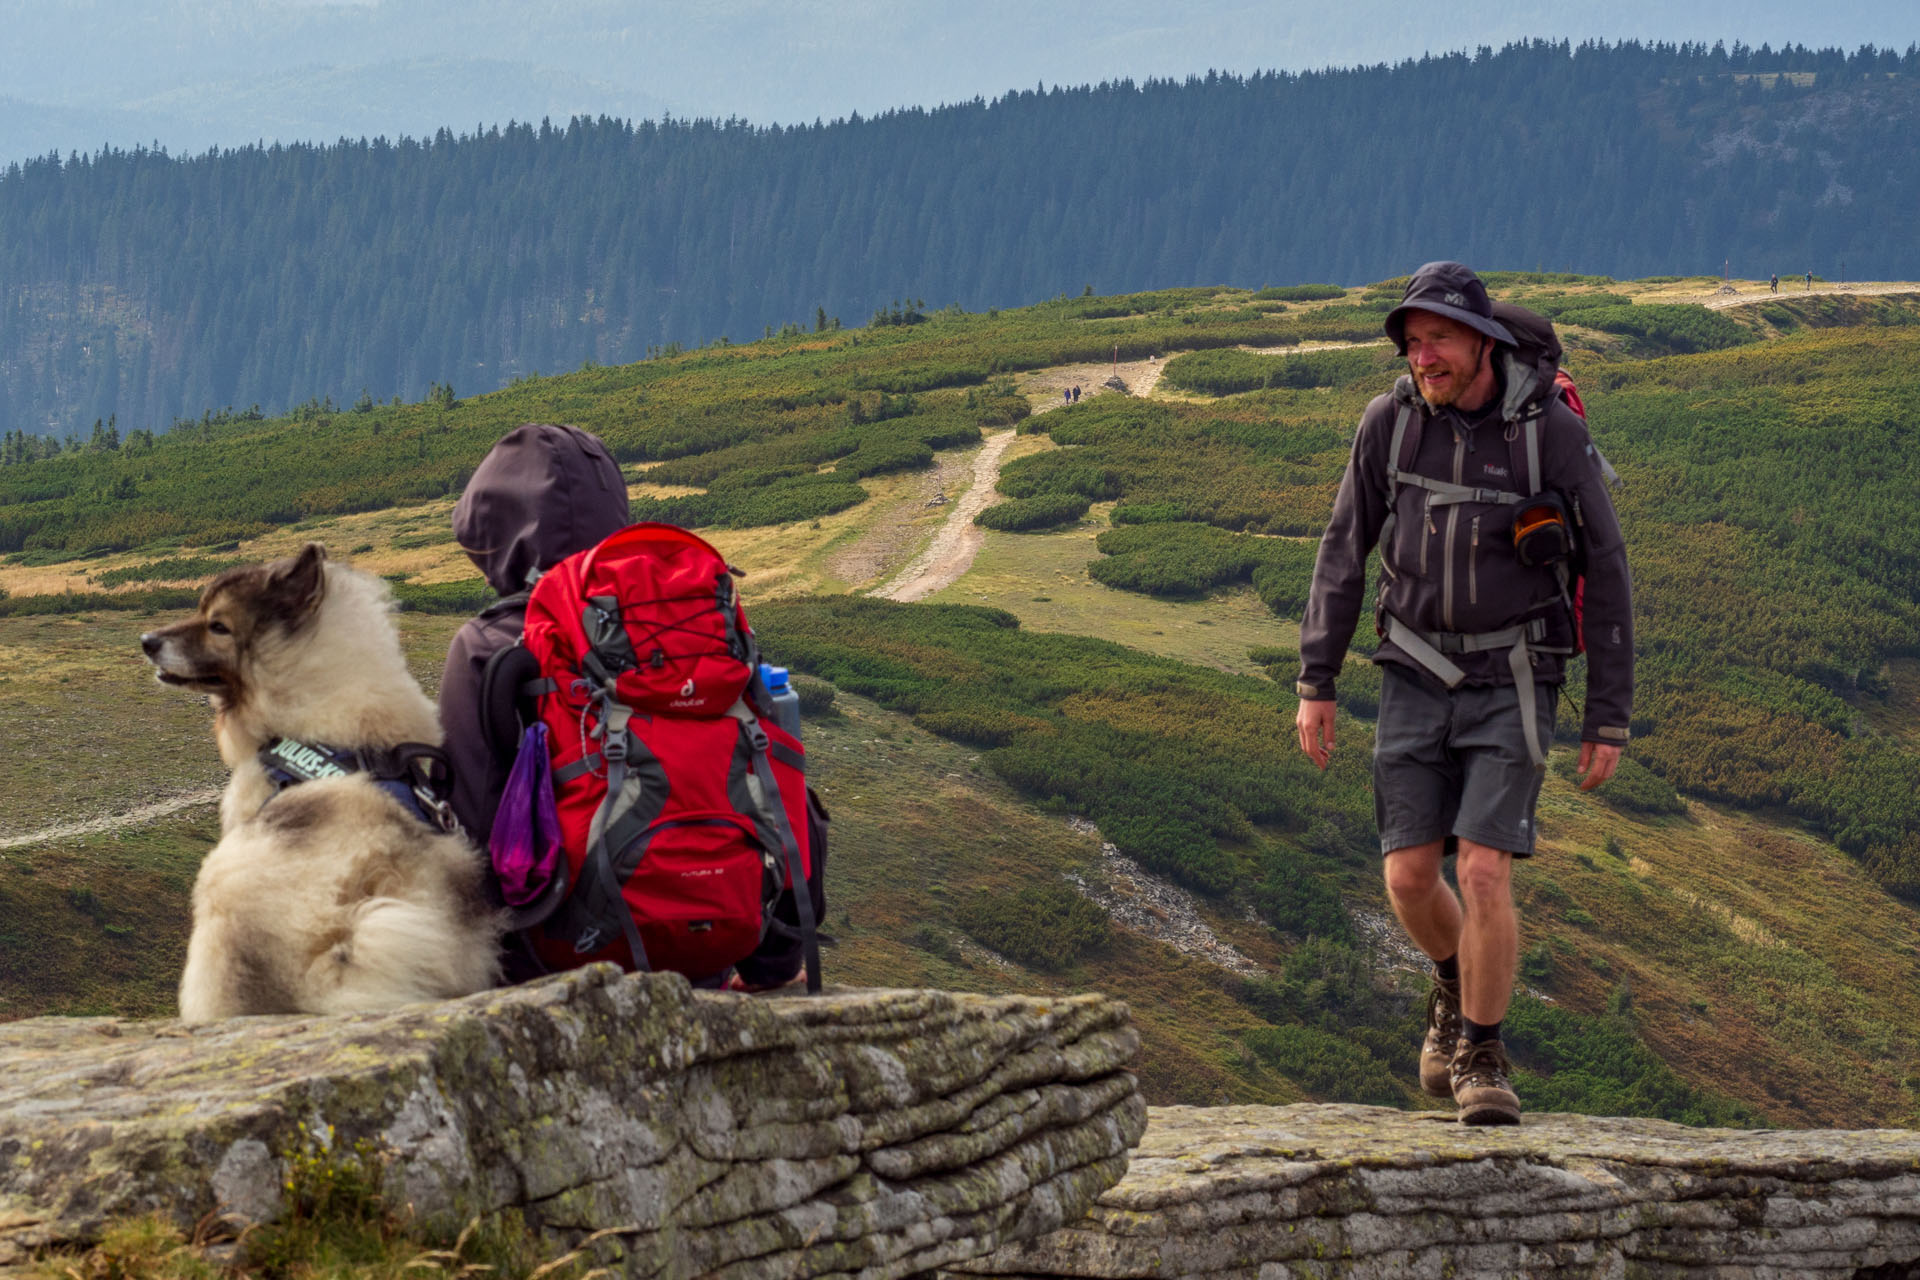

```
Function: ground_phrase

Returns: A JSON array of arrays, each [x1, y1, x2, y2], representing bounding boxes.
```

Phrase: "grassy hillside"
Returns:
[[4, 277, 1920, 1131]]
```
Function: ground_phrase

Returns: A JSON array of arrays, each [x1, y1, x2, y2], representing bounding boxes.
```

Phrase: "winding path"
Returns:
[[872, 429, 1023, 603], [0, 787, 221, 853]]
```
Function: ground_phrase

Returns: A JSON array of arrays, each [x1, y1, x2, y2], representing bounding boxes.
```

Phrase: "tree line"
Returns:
[[2, 38, 1917, 437]]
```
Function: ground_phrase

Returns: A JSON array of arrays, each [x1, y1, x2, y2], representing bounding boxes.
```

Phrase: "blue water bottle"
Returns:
[[759, 663, 803, 740]]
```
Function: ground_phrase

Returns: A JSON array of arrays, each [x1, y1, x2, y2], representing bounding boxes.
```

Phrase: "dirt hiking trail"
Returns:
[[0, 787, 221, 853], [873, 430, 1022, 602], [873, 358, 1179, 602]]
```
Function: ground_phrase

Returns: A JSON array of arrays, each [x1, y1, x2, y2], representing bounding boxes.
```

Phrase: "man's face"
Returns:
[[1403, 311, 1491, 408]]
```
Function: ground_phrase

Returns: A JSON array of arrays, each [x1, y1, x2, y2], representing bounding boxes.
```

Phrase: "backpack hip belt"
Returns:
[[1382, 613, 1565, 769]]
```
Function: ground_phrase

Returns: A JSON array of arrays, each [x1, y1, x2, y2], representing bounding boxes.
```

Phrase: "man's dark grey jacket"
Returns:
[[1296, 353, 1634, 746]]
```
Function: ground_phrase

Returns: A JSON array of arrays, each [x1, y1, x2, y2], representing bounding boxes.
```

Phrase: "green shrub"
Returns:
[[389, 578, 497, 614], [92, 555, 244, 587], [995, 452, 1123, 501], [975, 493, 1091, 531], [1252, 844, 1353, 942], [1255, 284, 1347, 302], [1247, 644, 1297, 668], [1243, 1023, 1405, 1106], [1554, 751, 1686, 815], [1503, 995, 1759, 1126], [1521, 941, 1556, 982], [0, 586, 200, 616], [1555, 302, 1751, 353], [1160, 345, 1395, 396], [790, 675, 838, 717], [1333, 660, 1383, 719], [956, 883, 1110, 970]]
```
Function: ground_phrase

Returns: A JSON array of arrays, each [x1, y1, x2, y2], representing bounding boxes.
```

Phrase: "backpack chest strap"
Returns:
[[1387, 469, 1526, 507]]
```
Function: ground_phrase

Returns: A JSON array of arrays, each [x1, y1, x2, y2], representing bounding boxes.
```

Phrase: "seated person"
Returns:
[[440, 422, 823, 989]]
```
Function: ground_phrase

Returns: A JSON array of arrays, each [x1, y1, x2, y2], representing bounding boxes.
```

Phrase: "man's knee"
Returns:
[[1383, 841, 1445, 900], [1455, 840, 1513, 908]]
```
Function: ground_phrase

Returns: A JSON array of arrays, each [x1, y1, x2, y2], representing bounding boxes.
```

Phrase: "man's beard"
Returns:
[[1413, 345, 1487, 409]]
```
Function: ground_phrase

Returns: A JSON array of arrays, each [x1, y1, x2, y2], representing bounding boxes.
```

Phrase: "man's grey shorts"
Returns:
[[1373, 661, 1556, 857]]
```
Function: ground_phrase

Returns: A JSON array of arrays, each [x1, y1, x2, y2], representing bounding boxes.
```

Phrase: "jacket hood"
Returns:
[[453, 423, 631, 595]]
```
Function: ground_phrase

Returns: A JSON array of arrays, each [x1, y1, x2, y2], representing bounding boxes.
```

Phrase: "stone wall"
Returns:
[[959, 1103, 1920, 1278], [0, 966, 1145, 1278]]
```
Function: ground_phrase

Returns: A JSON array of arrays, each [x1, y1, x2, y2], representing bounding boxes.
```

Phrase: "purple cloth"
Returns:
[[490, 723, 561, 907]]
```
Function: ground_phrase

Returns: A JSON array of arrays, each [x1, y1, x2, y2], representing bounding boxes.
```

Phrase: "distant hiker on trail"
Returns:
[[1063, 388, 1072, 405], [1771, 274, 1779, 294], [1293, 261, 1634, 1126], [1807, 269, 1814, 291], [1072, 384, 1082, 402]]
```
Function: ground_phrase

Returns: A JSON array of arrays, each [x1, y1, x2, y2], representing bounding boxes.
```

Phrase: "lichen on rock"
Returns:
[[0, 966, 1144, 1279], [957, 1103, 1920, 1279]]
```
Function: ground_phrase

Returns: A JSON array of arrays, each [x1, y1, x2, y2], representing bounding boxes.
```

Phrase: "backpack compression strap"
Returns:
[[727, 703, 822, 994]]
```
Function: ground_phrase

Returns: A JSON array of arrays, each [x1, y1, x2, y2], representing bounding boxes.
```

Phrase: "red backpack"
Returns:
[[484, 522, 820, 991]]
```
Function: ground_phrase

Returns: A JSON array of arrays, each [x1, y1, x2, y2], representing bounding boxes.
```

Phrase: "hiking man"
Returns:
[[1293, 261, 1633, 1124], [1771, 273, 1779, 294]]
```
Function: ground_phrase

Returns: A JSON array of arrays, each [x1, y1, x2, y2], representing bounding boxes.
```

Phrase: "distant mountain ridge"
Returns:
[[2, 38, 1917, 438]]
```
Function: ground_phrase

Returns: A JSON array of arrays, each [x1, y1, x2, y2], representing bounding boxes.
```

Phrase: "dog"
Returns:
[[141, 542, 502, 1021]]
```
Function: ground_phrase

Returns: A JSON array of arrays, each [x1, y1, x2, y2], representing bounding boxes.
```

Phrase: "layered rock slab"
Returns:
[[0, 966, 1144, 1278], [960, 1103, 1920, 1278]]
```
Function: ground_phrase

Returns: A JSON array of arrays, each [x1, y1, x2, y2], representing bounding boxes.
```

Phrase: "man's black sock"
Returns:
[[1434, 954, 1459, 982], [1462, 1017, 1502, 1046]]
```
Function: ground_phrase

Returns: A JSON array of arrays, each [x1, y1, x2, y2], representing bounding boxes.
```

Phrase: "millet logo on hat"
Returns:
[[1383, 261, 1518, 354]]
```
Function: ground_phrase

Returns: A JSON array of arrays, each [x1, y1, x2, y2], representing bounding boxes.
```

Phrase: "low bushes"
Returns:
[[1255, 284, 1347, 302], [1555, 303, 1751, 353], [1160, 345, 1397, 396], [975, 493, 1091, 531], [390, 578, 497, 614], [957, 883, 1111, 970]]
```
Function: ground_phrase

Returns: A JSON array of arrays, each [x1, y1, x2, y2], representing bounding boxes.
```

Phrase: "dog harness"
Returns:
[[258, 737, 463, 833]]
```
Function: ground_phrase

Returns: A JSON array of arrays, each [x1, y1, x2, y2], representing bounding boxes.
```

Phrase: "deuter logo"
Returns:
[[680, 679, 696, 697], [1444, 291, 1467, 307]]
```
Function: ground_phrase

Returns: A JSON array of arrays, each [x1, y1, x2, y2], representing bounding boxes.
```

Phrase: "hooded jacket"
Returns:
[[1296, 341, 1634, 746], [439, 423, 630, 842]]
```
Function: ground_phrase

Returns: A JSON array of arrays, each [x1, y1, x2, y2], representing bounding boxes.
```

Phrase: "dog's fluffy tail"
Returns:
[[305, 897, 502, 1013]]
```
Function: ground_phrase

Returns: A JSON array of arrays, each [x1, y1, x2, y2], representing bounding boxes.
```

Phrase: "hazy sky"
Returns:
[[2, 0, 1916, 163]]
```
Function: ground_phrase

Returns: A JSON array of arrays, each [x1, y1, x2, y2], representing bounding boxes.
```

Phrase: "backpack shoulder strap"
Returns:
[[1376, 384, 1425, 569], [479, 644, 551, 768]]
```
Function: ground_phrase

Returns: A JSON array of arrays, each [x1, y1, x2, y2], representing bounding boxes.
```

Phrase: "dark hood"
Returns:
[[453, 423, 630, 594]]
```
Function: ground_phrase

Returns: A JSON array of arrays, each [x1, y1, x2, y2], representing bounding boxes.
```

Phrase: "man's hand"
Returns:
[[1296, 699, 1337, 770], [1576, 741, 1621, 791]]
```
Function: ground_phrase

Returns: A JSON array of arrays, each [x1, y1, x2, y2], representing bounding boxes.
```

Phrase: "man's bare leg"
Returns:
[[1385, 839, 1463, 1097], [1453, 839, 1516, 1026], [1448, 838, 1522, 1123], [1382, 839, 1460, 962]]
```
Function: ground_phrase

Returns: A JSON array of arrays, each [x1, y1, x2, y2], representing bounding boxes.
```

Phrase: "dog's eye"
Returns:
[[208, 620, 231, 636]]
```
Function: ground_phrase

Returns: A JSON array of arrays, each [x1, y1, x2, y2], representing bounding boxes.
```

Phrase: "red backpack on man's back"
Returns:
[[481, 522, 820, 991]]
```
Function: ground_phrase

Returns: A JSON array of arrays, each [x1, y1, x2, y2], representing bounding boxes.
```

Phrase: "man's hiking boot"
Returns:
[[1450, 1037, 1522, 1125], [1419, 974, 1463, 1098]]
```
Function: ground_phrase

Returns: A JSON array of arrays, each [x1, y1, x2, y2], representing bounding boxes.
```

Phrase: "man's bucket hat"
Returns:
[[1384, 261, 1516, 354]]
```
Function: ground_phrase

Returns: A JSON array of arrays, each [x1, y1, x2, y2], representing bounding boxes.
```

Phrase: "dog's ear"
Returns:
[[265, 542, 328, 630]]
